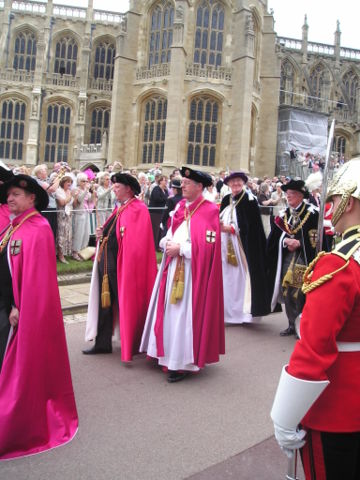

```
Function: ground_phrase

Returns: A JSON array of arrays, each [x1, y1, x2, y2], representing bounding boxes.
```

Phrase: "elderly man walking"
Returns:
[[140, 166, 225, 383]]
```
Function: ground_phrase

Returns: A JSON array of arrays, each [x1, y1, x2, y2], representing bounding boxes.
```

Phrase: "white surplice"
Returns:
[[220, 202, 256, 324], [140, 217, 200, 372]]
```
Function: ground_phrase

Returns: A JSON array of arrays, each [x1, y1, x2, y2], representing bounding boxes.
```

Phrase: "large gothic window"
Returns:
[[0, 98, 26, 161], [141, 96, 167, 164], [148, 1, 174, 67], [93, 41, 115, 80], [187, 96, 219, 167], [44, 103, 71, 163], [194, 0, 224, 67], [343, 70, 358, 111], [333, 135, 346, 157], [309, 64, 326, 108], [54, 36, 78, 76], [90, 107, 110, 144], [13, 31, 37, 71], [280, 60, 295, 105]]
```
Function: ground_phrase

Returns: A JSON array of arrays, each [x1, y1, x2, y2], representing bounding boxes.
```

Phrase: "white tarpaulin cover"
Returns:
[[276, 108, 328, 173]]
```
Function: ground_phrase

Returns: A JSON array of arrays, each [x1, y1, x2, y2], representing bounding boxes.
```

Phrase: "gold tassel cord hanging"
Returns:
[[227, 236, 238, 266], [282, 255, 295, 297], [101, 235, 111, 309], [101, 273, 111, 309], [170, 256, 184, 304]]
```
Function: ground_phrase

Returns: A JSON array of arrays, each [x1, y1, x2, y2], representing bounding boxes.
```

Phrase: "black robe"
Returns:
[[220, 191, 271, 317], [266, 201, 320, 310]]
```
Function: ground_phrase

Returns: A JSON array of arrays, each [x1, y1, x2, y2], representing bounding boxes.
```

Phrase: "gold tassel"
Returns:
[[101, 274, 111, 308], [171, 256, 185, 304], [282, 255, 295, 296], [227, 237, 238, 266], [175, 257, 184, 301]]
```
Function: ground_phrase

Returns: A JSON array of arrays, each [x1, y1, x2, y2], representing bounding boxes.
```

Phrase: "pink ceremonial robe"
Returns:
[[155, 196, 225, 368], [0, 208, 78, 460], [86, 198, 157, 362], [115, 198, 157, 361], [0, 204, 10, 232]]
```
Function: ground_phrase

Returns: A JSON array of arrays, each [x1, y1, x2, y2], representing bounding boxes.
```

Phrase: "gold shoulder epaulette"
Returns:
[[302, 250, 349, 295]]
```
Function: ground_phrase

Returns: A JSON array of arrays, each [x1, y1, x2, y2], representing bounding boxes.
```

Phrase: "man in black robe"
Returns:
[[267, 180, 319, 336]]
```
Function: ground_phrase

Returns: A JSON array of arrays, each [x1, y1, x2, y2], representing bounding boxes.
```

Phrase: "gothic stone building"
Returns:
[[0, 0, 359, 177]]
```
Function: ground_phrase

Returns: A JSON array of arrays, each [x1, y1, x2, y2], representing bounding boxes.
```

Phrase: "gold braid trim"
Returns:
[[302, 251, 350, 294]]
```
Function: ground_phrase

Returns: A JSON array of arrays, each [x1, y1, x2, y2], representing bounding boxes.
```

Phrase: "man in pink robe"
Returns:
[[0, 174, 78, 460], [140, 166, 225, 382], [84, 173, 157, 361]]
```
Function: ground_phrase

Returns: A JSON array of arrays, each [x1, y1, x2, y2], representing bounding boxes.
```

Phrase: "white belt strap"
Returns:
[[337, 342, 360, 352]]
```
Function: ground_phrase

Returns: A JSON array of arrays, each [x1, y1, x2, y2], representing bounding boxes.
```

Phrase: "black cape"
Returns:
[[220, 191, 271, 317], [266, 201, 320, 306]]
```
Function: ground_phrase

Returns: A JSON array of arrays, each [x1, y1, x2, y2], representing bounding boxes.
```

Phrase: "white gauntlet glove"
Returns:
[[271, 366, 329, 458], [273, 423, 306, 458]]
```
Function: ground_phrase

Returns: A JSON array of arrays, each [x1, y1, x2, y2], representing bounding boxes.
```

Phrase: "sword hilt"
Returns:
[[286, 449, 299, 480]]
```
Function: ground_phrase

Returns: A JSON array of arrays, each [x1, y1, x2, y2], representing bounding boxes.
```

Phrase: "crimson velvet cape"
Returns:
[[0, 208, 78, 460], [86, 198, 157, 361], [154, 196, 225, 367]]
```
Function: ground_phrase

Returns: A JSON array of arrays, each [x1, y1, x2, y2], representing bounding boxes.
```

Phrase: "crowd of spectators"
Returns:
[[1, 156, 343, 263]]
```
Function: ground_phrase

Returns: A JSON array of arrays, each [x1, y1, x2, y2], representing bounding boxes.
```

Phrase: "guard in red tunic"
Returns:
[[271, 158, 360, 479]]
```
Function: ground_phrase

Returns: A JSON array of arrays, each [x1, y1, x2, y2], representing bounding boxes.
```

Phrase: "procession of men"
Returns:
[[0, 157, 359, 479]]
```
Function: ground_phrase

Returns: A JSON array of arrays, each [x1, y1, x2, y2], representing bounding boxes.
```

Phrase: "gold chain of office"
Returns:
[[283, 204, 311, 235]]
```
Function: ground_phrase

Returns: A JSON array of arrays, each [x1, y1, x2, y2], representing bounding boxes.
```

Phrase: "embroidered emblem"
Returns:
[[184, 169, 190, 177], [308, 229, 317, 248], [120, 226, 125, 237], [10, 239, 22, 255], [19, 180, 28, 188], [206, 230, 216, 243]]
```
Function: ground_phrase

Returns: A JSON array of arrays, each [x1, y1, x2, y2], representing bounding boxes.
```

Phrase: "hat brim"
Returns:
[[111, 173, 141, 195], [224, 172, 248, 185], [0, 175, 49, 211]]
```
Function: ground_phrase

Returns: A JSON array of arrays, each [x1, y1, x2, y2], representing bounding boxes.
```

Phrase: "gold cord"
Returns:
[[0, 210, 38, 254]]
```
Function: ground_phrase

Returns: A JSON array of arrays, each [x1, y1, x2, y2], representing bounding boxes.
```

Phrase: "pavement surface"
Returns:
[[1, 281, 305, 480]]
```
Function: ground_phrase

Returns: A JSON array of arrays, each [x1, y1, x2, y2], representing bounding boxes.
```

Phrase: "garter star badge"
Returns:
[[206, 230, 216, 243], [10, 239, 22, 255]]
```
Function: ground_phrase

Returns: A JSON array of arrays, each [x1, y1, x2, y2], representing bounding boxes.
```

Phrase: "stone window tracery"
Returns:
[[90, 106, 110, 144], [13, 31, 37, 72], [309, 64, 326, 107], [54, 36, 78, 76], [333, 135, 346, 157], [44, 103, 71, 163], [93, 41, 115, 80], [187, 96, 219, 167], [141, 96, 167, 164], [280, 60, 295, 105], [148, 1, 174, 68], [343, 70, 358, 111], [194, 0, 224, 68], [0, 98, 26, 161]]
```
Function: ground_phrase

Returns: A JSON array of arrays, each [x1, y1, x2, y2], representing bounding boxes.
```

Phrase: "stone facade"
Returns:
[[0, 1, 359, 177], [277, 16, 360, 164]]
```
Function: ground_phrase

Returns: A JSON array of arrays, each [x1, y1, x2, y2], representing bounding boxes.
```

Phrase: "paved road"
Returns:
[[1, 311, 305, 480]]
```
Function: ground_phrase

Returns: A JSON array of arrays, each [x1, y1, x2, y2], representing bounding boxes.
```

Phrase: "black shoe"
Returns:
[[167, 370, 189, 383], [82, 346, 112, 355], [280, 327, 296, 337]]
